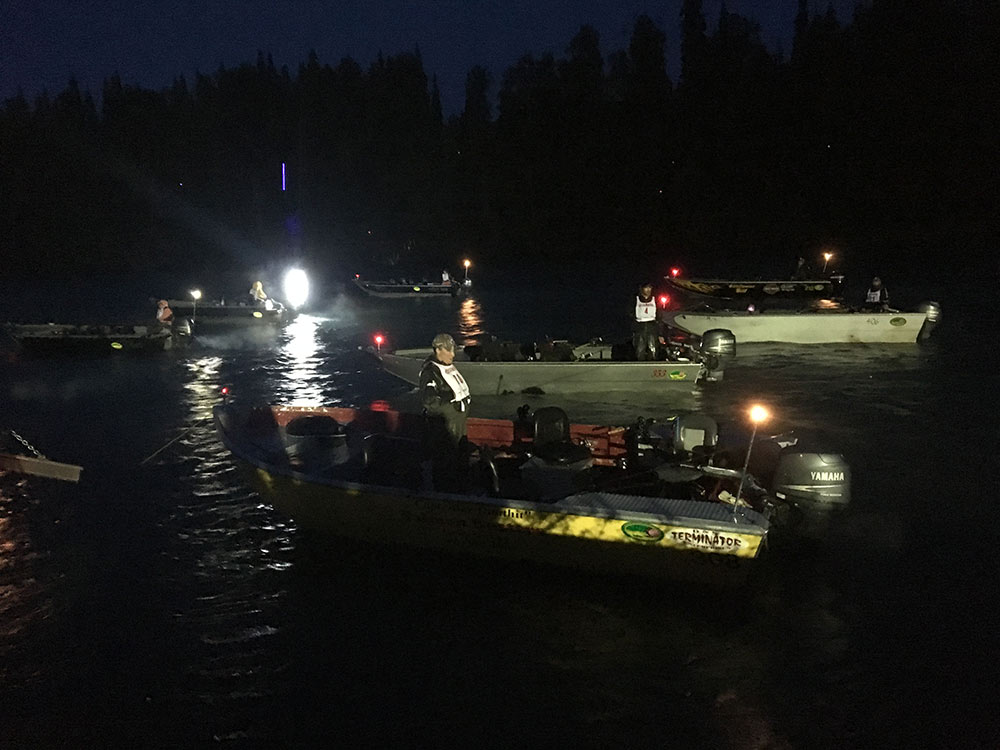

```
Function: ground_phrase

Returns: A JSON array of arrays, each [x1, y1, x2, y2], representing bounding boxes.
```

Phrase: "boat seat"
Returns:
[[286, 415, 345, 438], [530, 406, 592, 465], [674, 414, 719, 456]]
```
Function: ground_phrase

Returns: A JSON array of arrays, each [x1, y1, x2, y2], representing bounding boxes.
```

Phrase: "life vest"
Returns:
[[429, 360, 471, 404], [635, 295, 657, 323], [866, 288, 884, 304]]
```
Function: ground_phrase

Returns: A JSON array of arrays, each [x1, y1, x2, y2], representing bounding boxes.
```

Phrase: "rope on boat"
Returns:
[[139, 418, 210, 466]]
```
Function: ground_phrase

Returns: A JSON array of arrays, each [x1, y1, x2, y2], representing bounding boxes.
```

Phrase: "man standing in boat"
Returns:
[[862, 277, 891, 312], [420, 333, 472, 489], [633, 282, 659, 361]]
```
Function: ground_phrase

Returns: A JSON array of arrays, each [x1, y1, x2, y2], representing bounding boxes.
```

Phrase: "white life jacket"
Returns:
[[635, 296, 657, 323], [866, 288, 883, 304], [430, 360, 471, 403]]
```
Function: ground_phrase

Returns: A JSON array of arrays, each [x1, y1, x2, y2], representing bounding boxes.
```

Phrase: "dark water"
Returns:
[[2, 272, 998, 748]]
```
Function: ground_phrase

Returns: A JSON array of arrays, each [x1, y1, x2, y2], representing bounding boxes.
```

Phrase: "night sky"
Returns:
[[4, 0, 863, 115]]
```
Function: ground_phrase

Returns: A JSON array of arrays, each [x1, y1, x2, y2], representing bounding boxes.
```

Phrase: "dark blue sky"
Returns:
[[3, 0, 862, 115]]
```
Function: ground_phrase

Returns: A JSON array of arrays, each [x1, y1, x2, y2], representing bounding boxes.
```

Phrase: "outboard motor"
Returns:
[[173, 318, 193, 338], [772, 451, 851, 516], [698, 329, 736, 382], [916, 301, 941, 341]]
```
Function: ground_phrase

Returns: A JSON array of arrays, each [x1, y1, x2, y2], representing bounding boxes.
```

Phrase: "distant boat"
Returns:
[[663, 305, 941, 344], [352, 276, 468, 299], [165, 299, 289, 328], [5, 322, 187, 355]]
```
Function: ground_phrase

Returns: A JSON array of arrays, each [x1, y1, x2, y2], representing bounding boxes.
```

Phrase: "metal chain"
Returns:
[[8, 429, 44, 458]]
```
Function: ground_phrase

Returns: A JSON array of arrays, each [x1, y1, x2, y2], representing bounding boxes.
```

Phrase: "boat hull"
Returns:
[[6, 324, 179, 355], [167, 301, 288, 327], [214, 404, 767, 580], [664, 310, 930, 344], [352, 278, 464, 299], [380, 348, 710, 395], [241, 463, 761, 577]]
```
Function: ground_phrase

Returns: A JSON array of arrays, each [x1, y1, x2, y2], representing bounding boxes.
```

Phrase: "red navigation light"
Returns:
[[670, 267, 681, 278], [221, 386, 230, 395], [374, 334, 384, 345], [355, 273, 360, 278], [659, 294, 670, 307]]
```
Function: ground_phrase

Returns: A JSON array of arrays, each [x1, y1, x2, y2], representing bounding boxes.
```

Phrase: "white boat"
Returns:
[[378, 339, 725, 396], [663, 306, 940, 344]]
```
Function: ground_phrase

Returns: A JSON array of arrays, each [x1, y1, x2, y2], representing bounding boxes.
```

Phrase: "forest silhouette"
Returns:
[[1, 0, 995, 280]]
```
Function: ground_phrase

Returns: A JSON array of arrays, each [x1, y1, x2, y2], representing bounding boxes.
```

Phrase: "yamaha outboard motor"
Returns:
[[916, 301, 941, 341], [772, 451, 851, 534], [698, 329, 736, 383]]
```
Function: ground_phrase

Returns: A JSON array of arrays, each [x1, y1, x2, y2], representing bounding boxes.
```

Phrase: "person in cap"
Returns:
[[862, 276, 890, 311], [419, 333, 472, 490], [632, 282, 659, 361]]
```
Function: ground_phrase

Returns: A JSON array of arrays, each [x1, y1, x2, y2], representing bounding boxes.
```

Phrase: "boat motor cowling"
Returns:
[[772, 452, 851, 512], [699, 329, 736, 359]]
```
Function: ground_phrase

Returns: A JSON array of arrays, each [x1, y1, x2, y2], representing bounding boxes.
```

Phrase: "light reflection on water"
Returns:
[[276, 314, 325, 405], [457, 296, 484, 344]]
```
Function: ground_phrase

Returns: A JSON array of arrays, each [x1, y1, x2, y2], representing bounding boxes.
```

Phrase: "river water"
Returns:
[[1, 270, 997, 748]]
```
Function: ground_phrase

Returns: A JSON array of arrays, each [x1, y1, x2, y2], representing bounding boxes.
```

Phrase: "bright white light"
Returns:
[[283, 268, 309, 309], [190, 289, 202, 300], [749, 404, 769, 424]]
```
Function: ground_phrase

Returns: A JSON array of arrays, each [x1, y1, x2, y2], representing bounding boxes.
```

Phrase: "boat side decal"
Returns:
[[652, 368, 687, 380], [889, 317, 907, 326], [621, 523, 665, 542], [667, 529, 745, 552]]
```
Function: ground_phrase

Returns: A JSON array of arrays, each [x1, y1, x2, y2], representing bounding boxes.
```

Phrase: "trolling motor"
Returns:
[[621, 416, 670, 470]]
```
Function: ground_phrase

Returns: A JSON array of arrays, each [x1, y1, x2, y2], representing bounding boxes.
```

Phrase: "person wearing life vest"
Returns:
[[155, 299, 173, 326], [633, 282, 659, 361], [419, 333, 472, 490], [862, 277, 890, 312]]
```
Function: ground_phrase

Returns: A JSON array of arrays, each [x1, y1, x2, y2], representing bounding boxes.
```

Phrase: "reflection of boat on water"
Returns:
[[664, 305, 940, 344], [4, 322, 188, 355], [214, 401, 849, 579], [166, 299, 289, 328], [378, 333, 734, 396], [352, 276, 468, 299]]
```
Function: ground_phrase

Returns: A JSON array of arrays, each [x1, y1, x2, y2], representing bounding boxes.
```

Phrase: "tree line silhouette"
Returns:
[[1, 0, 995, 280]]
